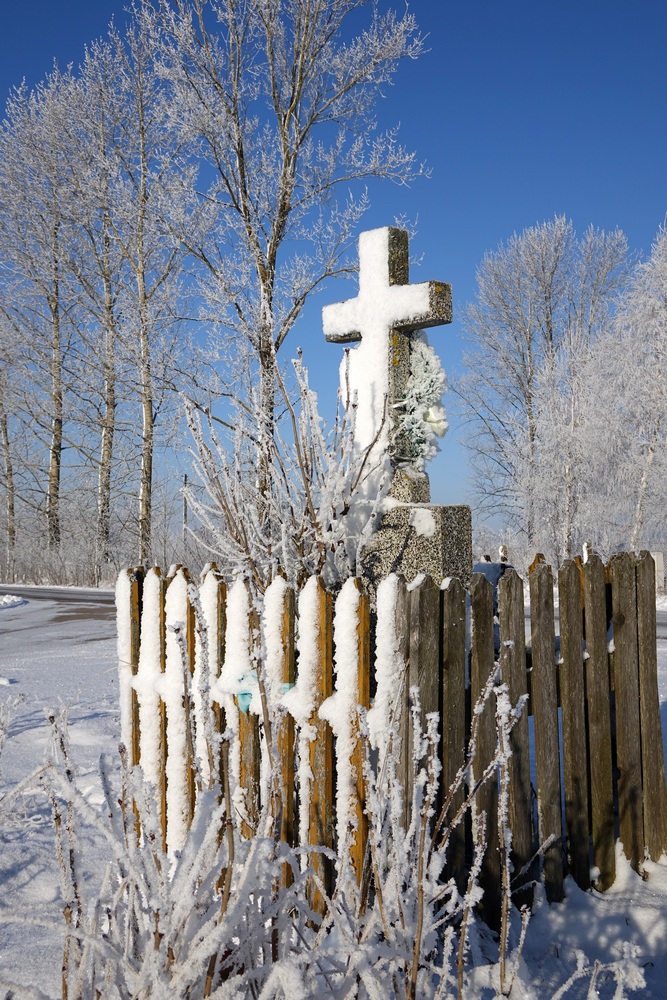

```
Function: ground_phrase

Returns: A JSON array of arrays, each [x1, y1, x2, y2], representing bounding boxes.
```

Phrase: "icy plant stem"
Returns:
[[498, 694, 512, 996], [456, 813, 488, 1000], [409, 736, 438, 1000]]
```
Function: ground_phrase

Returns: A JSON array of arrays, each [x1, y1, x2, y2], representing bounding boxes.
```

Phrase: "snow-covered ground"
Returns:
[[0, 588, 666, 998]]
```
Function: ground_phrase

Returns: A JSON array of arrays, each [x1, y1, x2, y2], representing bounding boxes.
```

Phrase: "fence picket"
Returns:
[[129, 567, 143, 770], [164, 568, 196, 853], [202, 567, 227, 785], [498, 568, 533, 906], [583, 554, 615, 890], [238, 583, 261, 839], [390, 576, 413, 831], [558, 559, 590, 890], [271, 581, 296, 883], [158, 572, 168, 851], [609, 552, 643, 870], [469, 572, 500, 931], [408, 574, 440, 738], [636, 552, 667, 860], [308, 578, 334, 916], [529, 562, 563, 902], [441, 577, 467, 886]]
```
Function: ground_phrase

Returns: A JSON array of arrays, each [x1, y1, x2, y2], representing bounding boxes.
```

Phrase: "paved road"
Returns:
[[0, 584, 116, 628], [0, 583, 115, 604]]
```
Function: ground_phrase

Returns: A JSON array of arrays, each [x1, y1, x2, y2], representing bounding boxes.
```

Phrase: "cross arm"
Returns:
[[322, 297, 363, 343], [396, 281, 453, 334]]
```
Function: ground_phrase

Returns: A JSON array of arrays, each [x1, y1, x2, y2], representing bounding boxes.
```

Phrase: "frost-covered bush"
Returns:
[[394, 332, 448, 470], [186, 353, 389, 595], [16, 675, 644, 1000]]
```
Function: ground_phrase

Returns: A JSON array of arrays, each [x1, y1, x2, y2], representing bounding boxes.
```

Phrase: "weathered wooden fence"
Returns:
[[116, 551, 667, 923]]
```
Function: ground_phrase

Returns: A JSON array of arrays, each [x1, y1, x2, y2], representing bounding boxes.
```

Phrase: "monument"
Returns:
[[323, 226, 472, 598]]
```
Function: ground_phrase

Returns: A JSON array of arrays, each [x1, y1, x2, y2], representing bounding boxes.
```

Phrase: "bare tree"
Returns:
[[586, 225, 667, 552], [144, 0, 424, 536], [0, 70, 84, 552], [101, 18, 195, 566], [455, 216, 629, 558]]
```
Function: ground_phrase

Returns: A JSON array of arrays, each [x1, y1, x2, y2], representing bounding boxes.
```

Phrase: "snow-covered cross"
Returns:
[[322, 227, 451, 462]]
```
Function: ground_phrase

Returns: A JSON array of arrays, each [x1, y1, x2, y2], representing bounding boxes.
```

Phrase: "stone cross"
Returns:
[[322, 227, 452, 462]]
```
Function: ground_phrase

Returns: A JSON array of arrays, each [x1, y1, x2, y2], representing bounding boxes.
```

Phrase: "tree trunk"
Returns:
[[97, 223, 116, 580], [631, 430, 658, 552], [0, 392, 15, 581], [138, 284, 153, 567], [47, 272, 63, 550], [135, 69, 153, 568]]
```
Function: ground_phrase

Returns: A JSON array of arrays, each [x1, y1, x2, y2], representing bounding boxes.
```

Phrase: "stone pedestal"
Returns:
[[358, 469, 472, 604]]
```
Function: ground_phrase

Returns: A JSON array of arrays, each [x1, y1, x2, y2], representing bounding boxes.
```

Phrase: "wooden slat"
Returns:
[[583, 554, 615, 890], [408, 574, 441, 750], [182, 568, 197, 828], [558, 559, 590, 890], [206, 569, 228, 887], [529, 562, 563, 902], [308, 578, 334, 915], [350, 579, 371, 886], [239, 591, 261, 839], [636, 552, 667, 860], [238, 710, 261, 838], [207, 568, 228, 778], [277, 585, 296, 886], [441, 577, 467, 885], [391, 576, 413, 831], [609, 552, 643, 871], [203, 566, 227, 808], [469, 572, 500, 931], [129, 566, 144, 769], [157, 568, 168, 852], [498, 568, 532, 906]]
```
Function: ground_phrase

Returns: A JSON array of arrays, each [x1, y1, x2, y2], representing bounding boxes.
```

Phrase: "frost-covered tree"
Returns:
[[0, 69, 85, 551], [455, 216, 629, 556], [586, 225, 667, 552], [142, 0, 425, 548]]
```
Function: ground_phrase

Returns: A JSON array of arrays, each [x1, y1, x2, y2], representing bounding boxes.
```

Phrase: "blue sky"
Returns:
[[1, 1, 665, 510]]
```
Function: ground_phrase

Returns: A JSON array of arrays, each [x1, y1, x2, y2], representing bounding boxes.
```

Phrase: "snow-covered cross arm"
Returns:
[[322, 226, 452, 454]]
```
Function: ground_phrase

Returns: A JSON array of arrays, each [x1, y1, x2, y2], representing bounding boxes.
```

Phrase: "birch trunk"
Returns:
[[136, 86, 153, 568], [96, 213, 117, 578], [47, 227, 63, 550], [0, 390, 15, 581], [630, 429, 658, 552]]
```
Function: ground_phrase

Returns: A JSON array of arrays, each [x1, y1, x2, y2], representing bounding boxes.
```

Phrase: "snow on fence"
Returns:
[[116, 551, 667, 926]]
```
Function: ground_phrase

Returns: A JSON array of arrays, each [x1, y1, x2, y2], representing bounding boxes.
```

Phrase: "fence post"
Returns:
[[134, 566, 168, 847], [163, 567, 197, 853], [158, 570, 168, 850], [529, 562, 563, 902], [238, 580, 261, 839], [408, 576, 441, 791], [558, 559, 590, 890], [636, 552, 667, 860], [498, 568, 532, 907], [271, 580, 296, 885], [200, 566, 228, 818], [308, 578, 334, 916], [441, 577, 467, 886], [609, 552, 643, 871], [349, 579, 371, 886], [583, 554, 615, 890], [470, 572, 500, 931], [389, 576, 412, 831]]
